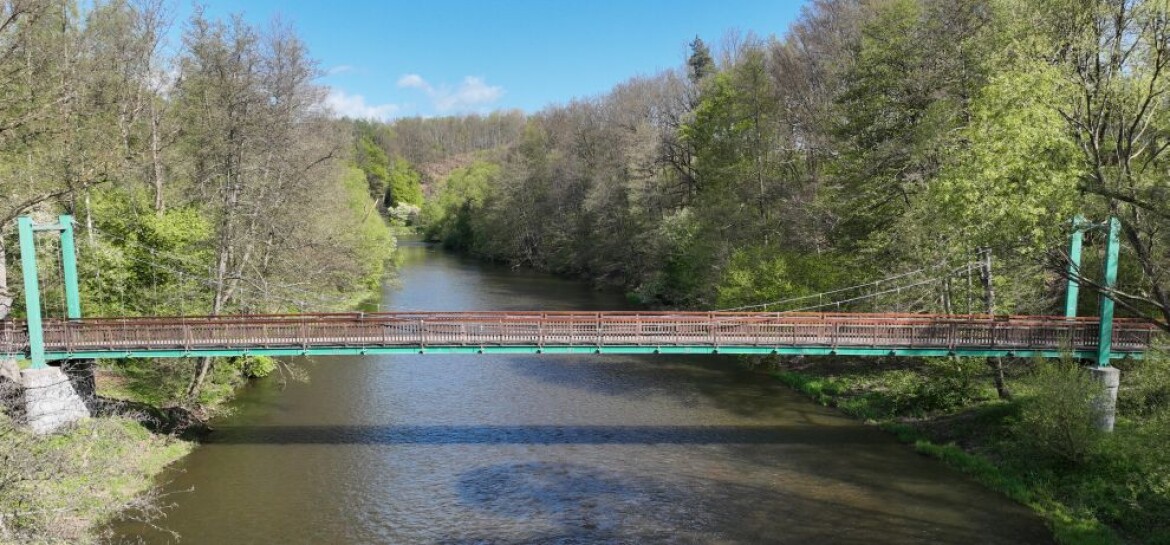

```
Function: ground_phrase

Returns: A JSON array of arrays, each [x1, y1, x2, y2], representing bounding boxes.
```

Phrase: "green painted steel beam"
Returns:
[[1097, 217, 1121, 367], [58, 215, 81, 320], [17, 217, 45, 369], [42, 345, 1143, 361], [1065, 215, 1085, 318]]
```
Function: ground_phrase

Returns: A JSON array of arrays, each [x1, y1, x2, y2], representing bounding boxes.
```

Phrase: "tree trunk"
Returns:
[[989, 357, 1012, 401], [184, 241, 231, 402], [941, 277, 953, 315], [185, 178, 240, 402], [979, 248, 995, 316], [979, 249, 1011, 399], [0, 235, 11, 320], [150, 98, 165, 215]]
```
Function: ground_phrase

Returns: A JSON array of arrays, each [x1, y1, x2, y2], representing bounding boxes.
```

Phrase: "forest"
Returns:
[[409, 0, 1170, 328], [0, 0, 1168, 543], [373, 0, 1170, 542]]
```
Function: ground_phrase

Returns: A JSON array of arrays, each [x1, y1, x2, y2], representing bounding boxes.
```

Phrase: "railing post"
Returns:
[[59, 215, 81, 320], [1065, 215, 1085, 319], [1096, 217, 1120, 367], [17, 217, 45, 368]]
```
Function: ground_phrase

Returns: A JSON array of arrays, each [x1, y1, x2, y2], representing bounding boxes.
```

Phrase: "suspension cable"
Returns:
[[777, 263, 979, 314]]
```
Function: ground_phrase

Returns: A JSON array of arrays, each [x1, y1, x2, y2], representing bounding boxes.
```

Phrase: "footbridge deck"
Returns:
[[0, 312, 1157, 361]]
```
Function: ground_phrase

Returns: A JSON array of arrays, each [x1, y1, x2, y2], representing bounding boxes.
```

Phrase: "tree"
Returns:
[[687, 36, 715, 84], [385, 159, 423, 207], [831, 0, 992, 250], [172, 13, 350, 399], [353, 121, 392, 203], [1040, 0, 1170, 331]]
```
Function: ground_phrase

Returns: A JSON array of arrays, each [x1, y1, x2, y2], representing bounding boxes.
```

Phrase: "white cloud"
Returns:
[[435, 77, 504, 112], [396, 74, 504, 113], [397, 73, 431, 91], [325, 88, 399, 120]]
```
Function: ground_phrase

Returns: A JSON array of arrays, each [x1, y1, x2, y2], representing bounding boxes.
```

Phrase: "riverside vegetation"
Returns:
[[397, 1, 1167, 542], [2, 0, 1170, 543], [0, 1, 397, 542]]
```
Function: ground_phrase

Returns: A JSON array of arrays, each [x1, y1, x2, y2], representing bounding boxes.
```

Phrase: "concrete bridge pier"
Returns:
[[1088, 366, 1120, 432], [1, 358, 92, 434]]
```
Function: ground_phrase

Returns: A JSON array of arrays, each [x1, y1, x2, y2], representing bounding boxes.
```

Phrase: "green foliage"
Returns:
[[631, 208, 708, 306], [422, 160, 499, 250], [339, 166, 396, 295], [830, 0, 943, 243], [79, 191, 215, 317], [774, 362, 1138, 544], [686, 36, 715, 84], [716, 247, 858, 310], [99, 358, 195, 407], [385, 159, 424, 207], [911, 358, 988, 413], [355, 126, 393, 201], [1013, 361, 1107, 466], [895, 61, 1081, 260], [775, 358, 988, 420], [1116, 348, 1170, 417], [239, 355, 277, 378]]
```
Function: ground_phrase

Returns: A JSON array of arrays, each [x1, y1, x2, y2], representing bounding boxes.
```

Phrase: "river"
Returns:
[[116, 238, 1051, 544]]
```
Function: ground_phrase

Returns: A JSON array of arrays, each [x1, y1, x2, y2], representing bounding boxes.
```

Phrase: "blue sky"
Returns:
[[174, 1, 808, 119]]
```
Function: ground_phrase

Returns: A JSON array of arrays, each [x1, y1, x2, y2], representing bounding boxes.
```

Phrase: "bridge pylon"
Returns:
[[1065, 215, 1123, 431], [1063, 215, 1122, 368], [16, 215, 82, 369]]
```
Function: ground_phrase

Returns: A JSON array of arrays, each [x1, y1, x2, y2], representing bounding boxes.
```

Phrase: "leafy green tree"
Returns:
[[385, 159, 424, 207], [716, 247, 858, 311], [355, 127, 392, 202], [831, 0, 991, 249], [422, 160, 498, 250]]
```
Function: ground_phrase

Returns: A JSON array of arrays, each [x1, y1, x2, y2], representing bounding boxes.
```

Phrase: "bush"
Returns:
[[1013, 362, 1107, 466], [910, 358, 987, 413], [1116, 349, 1170, 417], [237, 355, 277, 379]]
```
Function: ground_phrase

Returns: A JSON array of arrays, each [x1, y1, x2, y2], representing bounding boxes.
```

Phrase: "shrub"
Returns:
[[908, 358, 987, 414], [1013, 361, 1106, 466], [238, 355, 277, 379]]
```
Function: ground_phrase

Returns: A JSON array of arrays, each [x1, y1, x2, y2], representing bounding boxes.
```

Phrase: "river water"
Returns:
[[117, 239, 1051, 544]]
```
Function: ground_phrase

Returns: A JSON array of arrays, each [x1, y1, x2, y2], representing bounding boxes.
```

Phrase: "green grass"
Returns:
[[1, 415, 193, 544], [96, 356, 255, 414]]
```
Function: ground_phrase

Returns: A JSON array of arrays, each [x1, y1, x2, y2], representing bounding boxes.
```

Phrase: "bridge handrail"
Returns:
[[40, 311, 1155, 326], [0, 312, 1157, 356]]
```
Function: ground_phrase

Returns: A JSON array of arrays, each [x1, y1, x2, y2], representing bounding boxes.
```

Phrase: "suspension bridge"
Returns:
[[0, 215, 1159, 369]]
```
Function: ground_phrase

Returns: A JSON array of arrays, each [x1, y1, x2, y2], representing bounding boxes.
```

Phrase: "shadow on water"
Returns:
[[442, 461, 1053, 545], [204, 423, 889, 445]]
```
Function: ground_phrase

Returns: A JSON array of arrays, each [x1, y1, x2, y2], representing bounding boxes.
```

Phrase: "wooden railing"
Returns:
[[0, 312, 1158, 356]]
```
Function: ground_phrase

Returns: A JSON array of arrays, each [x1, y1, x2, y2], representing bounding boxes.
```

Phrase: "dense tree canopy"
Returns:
[[406, 0, 1170, 332], [0, 0, 394, 400]]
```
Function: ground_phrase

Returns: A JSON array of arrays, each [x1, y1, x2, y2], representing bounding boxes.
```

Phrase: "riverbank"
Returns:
[[765, 356, 1170, 545], [0, 357, 278, 544], [0, 413, 191, 544]]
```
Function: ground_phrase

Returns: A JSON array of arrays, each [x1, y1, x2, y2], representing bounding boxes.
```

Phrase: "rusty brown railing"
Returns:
[[0, 312, 1158, 357]]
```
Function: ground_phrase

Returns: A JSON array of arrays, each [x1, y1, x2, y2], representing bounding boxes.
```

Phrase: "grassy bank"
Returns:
[[767, 355, 1170, 545], [0, 356, 292, 544], [0, 414, 192, 544]]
